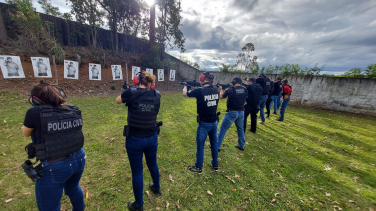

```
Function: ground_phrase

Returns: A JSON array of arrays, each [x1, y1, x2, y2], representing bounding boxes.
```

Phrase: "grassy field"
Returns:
[[0, 91, 375, 211]]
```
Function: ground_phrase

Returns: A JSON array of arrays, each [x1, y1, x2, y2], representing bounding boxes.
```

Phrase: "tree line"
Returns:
[[6, 0, 185, 53], [214, 42, 376, 78]]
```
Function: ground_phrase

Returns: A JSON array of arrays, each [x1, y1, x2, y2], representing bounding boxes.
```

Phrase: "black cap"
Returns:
[[259, 73, 266, 78], [277, 77, 282, 81], [233, 77, 242, 84], [282, 79, 288, 84], [249, 78, 256, 83], [204, 72, 214, 80]]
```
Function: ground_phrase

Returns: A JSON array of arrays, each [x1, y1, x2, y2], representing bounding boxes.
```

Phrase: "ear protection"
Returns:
[[231, 79, 237, 85], [200, 72, 214, 85], [29, 87, 67, 107], [133, 72, 156, 89]]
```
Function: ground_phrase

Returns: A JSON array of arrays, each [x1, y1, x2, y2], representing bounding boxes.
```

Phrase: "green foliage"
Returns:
[[305, 63, 325, 76], [156, 0, 186, 53], [1, 92, 376, 210], [364, 63, 376, 79], [215, 63, 237, 73], [5, 0, 65, 60], [37, 0, 62, 17], [343, 68, 364, 78], [111, 85, 116, 90], [179, 56, 200, 69], [70, 0, 104, 47]]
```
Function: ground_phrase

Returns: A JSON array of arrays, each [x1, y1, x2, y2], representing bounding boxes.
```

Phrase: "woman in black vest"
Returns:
[[22, 81, 86, 211], [116, 72, 161, 211]]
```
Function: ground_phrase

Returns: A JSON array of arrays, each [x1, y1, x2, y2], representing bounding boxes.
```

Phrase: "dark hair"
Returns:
[[204, 72, 214, 83], [139, 72, 156, 90], [32, 81, 65, 107], [282, 79, 288, 84]]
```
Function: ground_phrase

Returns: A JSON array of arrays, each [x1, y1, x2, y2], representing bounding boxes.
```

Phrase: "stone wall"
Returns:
[[167, 59, 376, 116]]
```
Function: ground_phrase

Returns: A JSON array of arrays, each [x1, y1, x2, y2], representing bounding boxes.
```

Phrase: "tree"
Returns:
[[265, 65, 275, 74], [37, 0, 62, 17], [98, 0, 146, 51], [216, 63, 235, 73], [305, 63, 325, 76], [343, 68, 364, 78], [364, 64, 376, 79], [236, 43, 258, 71], [155, 0, 186, 52]]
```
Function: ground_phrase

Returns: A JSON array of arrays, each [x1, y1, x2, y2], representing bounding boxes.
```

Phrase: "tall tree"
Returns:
[[37, 0, 62, 17], [69, 0, 104, 47], [98, 0, 146, 50], [343, 68, 363, 78], [236, 43, 258, 71], [155, 0, 185, 52], [364, 64, 376, 79]]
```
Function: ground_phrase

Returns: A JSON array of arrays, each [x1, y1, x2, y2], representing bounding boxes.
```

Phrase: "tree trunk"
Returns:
[[0, 8, 7, 42]]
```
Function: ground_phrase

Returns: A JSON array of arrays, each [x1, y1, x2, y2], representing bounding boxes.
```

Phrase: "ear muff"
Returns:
[[151, 83, 156, 90], [231, 79, 236, 85], [29, 89, 45, 106], [133, 74, 140, 85], [199, 74, 205, 82]]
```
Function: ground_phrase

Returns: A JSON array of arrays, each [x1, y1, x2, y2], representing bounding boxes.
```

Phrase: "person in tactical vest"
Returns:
[[183, 72, 219, 174], [265, 82, 274, 119], [244, 78, 263, 133], [277, 79, 293, 121], [116, 72, 161, 211], [22, 80, 86, 211], [256, 73, 271, 125], [217, 77, 248, 151], [272, 77, 283, 114]]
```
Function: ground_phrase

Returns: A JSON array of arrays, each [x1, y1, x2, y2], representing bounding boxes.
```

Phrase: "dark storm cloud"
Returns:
[[180, 19, 202, 40], [231, 0, 259, 12], [201, 26, 240, 51]]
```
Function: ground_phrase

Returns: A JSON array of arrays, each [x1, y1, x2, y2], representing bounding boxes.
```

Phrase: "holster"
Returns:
[[21, 160, 43, 182], [123, 125, 130, 138], [156, 121, 163, 135], [25, 143, 36, 159]]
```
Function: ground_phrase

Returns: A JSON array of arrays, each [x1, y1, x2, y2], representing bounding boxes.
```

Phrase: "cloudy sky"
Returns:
[[1, 0, 375, 74]]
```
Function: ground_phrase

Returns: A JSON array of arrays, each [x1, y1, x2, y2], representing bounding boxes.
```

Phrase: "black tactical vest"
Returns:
[[226, 86, 248, 111], [197, 86, 219, 116], [273, 81, 282, 95], [246, 84, 263, 107], [127, 89, 161, 129], [34, 105, 84, 160]]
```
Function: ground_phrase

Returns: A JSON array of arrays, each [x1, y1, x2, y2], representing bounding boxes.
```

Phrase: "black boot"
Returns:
[[128, 201, 143, 211]]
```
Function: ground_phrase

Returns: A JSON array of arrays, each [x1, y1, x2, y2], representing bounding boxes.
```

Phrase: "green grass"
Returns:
[[0, 91, 375, 211]]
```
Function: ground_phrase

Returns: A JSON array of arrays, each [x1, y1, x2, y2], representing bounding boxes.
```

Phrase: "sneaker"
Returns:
[[276, 118, 283, 121], [235, 145, 244, 151], [248, 129, 256, 133], [273, 112, 277, 114], [149, 183, 161, 195], [266, 116, 270, 119], [218, 148, 221, 152], [188, 166, 202, 174], [257, 116, 261, 119], [211, 164, 218, 172], [128, 201, 143, 211], [259, 121, 265, 125], [247, 123, 251, 126]]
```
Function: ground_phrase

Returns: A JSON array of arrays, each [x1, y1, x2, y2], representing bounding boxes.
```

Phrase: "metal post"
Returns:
[[52, 55, 58, 85], [126, 63, 129, 82]]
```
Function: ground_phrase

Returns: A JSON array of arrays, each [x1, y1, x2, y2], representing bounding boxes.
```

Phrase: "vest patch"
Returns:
[[47, 118, 83, 133], [235, 89, 245, 94], [137, 103, 155, 112], [204, 94, 218, 107]]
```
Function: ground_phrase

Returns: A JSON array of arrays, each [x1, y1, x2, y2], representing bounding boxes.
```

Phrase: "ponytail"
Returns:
[[139, 72, 156, 90]]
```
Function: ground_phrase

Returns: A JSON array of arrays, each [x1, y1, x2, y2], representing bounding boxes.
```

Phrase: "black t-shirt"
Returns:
[[23, 107, 42, 144], [187, 85, 219, 123], [121, 88, 160, 138]]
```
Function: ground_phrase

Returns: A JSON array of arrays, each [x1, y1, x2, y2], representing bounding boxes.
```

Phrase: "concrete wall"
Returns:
[[167, 57, 376, 116]]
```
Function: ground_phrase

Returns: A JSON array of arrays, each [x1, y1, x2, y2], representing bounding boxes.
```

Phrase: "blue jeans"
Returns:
[[195, 121, 219, 169], [126, 132, 160, 208], [279, 97, 290, 120], [258, 95, 268, 122], [218, 111, 245, 149], [277, 94, 282, 109], [36, 148, 86, 211], [272, 95, 279, 113]]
